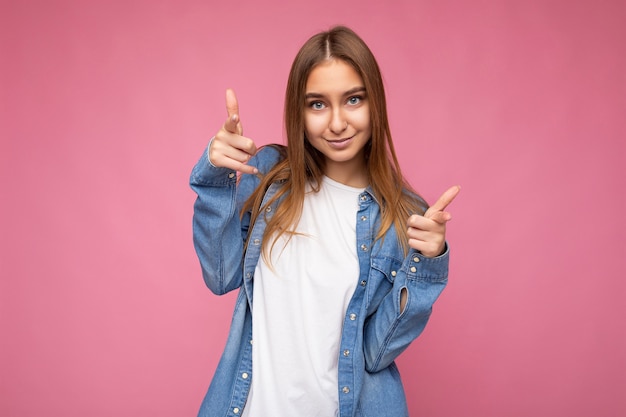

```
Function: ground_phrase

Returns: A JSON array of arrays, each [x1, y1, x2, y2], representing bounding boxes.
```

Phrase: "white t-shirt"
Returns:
[[242, 176, 364, 417]]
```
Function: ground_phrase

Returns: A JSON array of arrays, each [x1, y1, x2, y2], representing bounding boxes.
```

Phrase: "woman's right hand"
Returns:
[[209, 89, 258, 175]]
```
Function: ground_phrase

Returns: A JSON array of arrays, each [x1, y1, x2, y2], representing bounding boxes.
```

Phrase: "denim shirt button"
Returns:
[[228, 172, 236, 179], [265, 206, 272, 212], [343, 349, 350, 356], [246, 272, 252, 280], [360, 195, 367, 201], [349, 313, 357, 321], [360, 280, 367, 286], [413, 256, 420, 263], [360, 244, 368, 252], [342, 386, 350, 394], [360, 215, 367, 221], [253, 239, 260, 246], [242, 372, 249, 379], [410, 266, 417, 273], [233, 407, 240, 414], [391, 270, 397, 277]]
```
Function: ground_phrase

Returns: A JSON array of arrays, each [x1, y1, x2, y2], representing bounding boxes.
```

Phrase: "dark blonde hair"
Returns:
[[244, 26, 427, 259]]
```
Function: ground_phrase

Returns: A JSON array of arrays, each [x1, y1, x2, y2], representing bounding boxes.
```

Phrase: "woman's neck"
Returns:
[[323, 159, 368, 188]]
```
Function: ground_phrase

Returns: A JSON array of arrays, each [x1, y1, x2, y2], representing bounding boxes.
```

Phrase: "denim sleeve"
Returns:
[[189, 145, 278, 295], [363, 246, 449, 373]]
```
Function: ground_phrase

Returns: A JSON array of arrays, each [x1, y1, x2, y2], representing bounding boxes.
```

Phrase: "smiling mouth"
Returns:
[[325, 136, 353, 143]]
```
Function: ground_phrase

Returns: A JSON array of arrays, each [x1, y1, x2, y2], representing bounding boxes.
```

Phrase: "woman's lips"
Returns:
[[325, 136, 354, 149]]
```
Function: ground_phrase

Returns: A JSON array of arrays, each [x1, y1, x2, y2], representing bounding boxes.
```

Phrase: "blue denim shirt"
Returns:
[[190, 145, 449, 417]]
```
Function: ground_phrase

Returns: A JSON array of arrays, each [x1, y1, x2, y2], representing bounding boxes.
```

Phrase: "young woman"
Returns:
[[190, 26, 459, 417]]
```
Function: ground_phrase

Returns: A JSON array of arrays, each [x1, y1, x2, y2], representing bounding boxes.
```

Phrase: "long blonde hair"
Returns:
[[243, 26, 427, 260]]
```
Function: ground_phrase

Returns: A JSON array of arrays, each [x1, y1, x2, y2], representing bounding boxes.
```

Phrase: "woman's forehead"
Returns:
[[305, 60, 364, 95]]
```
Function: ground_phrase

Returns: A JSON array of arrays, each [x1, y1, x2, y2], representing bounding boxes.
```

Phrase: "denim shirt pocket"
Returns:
[[366, 254, 403, 312]]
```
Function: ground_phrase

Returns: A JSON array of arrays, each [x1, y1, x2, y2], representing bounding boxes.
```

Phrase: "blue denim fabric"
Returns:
[[190, 145, 449, 417]]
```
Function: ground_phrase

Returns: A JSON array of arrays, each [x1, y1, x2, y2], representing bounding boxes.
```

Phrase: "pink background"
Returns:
[[1, 0, 625, 416]]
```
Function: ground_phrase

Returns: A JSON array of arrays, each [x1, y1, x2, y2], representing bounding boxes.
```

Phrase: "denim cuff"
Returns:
[[403, 244, 449, 282], [190, 140, 237, 186]]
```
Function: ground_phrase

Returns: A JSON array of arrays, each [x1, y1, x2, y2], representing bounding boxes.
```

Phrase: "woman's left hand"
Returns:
[[407, 185, 461, 258]]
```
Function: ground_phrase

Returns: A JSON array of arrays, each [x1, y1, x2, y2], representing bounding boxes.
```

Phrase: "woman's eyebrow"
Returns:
[[305, 86, 366, 100], [305, 92, 325, 100], [344, 86, 366, 96]]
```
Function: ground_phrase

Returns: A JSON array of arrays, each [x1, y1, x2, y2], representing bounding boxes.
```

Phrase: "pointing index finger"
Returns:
[[224, 88, 243, 135], [225, 88, 239, 118], [425, 185, 461, 217]]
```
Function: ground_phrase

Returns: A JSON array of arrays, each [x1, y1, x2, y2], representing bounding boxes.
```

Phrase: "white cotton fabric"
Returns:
[[242, 176, 363, 417]]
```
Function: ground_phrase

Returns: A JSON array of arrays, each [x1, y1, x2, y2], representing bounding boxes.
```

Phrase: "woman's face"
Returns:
[[304, 59, 371, 187]]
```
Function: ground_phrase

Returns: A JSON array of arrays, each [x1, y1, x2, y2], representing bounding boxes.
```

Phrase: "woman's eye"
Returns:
[[310, 101, 325, 110], [347, 96, 362, 105]]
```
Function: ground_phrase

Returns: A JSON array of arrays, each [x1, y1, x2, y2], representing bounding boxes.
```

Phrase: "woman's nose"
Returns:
[[329, 110, 348, 134]]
